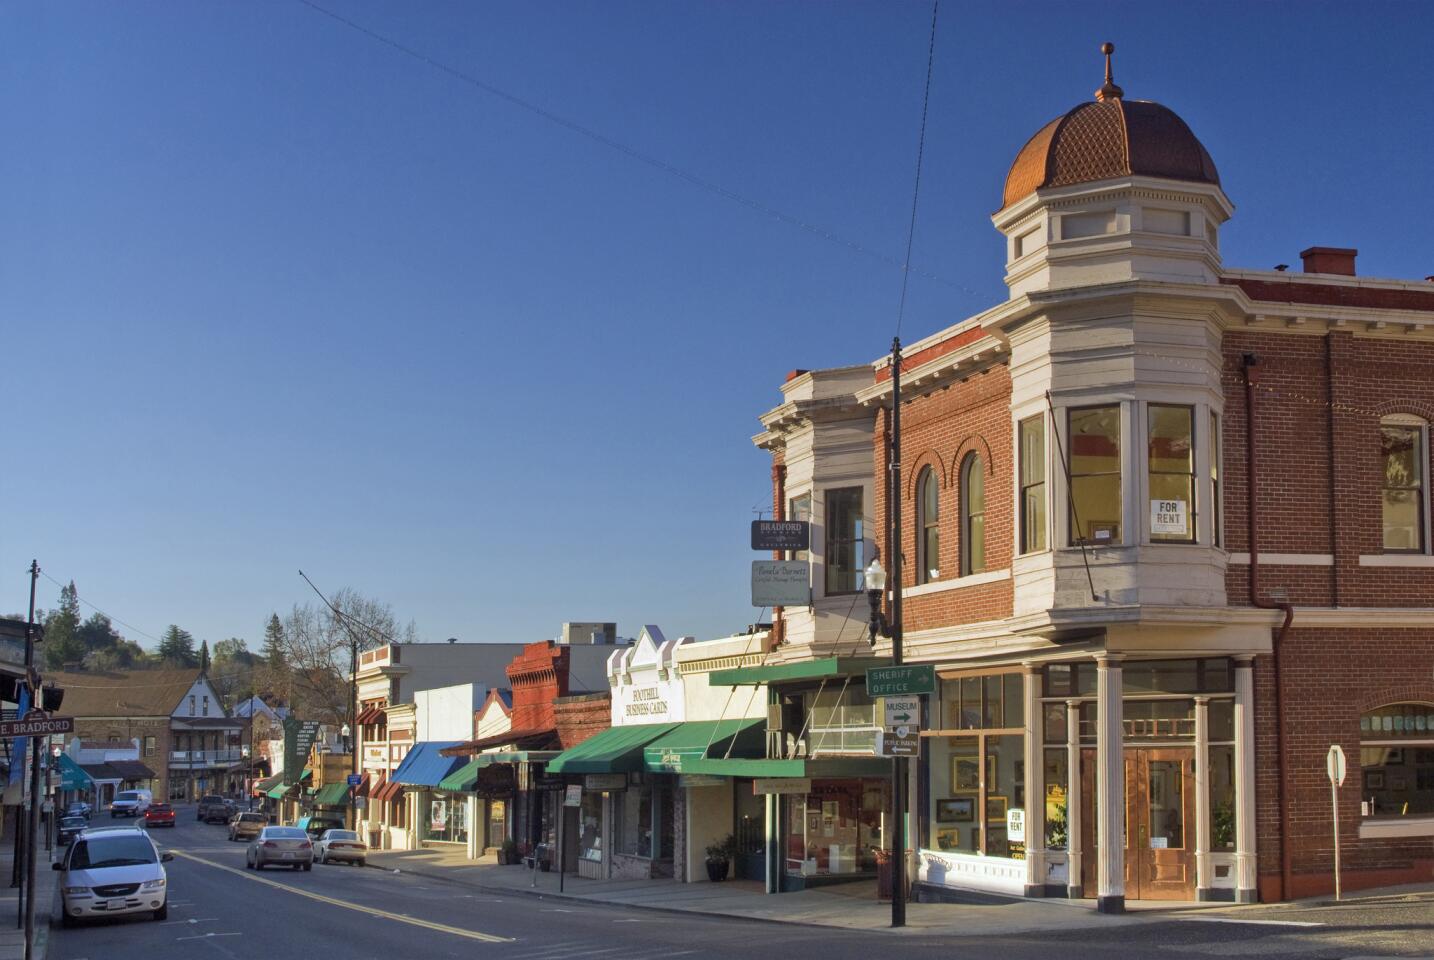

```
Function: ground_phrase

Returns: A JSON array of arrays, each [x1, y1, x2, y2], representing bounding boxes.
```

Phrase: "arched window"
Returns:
[[917, 467, 939, 583], [960, 454, 986, 576], [1360, 702, 1434, 819], [1381, 415, 1428, 553]]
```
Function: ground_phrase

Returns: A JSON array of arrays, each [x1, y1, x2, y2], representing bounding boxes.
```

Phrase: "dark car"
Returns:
[[57, 816, 87, 846], [65, 801, 92, 820], [197, 795, 236, 824]]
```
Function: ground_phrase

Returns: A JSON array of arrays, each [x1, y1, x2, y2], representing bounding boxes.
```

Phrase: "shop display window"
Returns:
[[1360, 703, 1434, 819], [1208, 745, 1236, 850], [579, 792, 604, 862], [928, 674, 1025, 859], [427, 793, 468, 844], [784, 780, 886, 877]]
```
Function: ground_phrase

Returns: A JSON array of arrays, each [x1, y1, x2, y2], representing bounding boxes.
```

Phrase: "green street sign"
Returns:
[[866, 664, 935, 697]]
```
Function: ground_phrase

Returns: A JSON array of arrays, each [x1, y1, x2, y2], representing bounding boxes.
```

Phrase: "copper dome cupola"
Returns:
[[1001, 43, 1220, 210]]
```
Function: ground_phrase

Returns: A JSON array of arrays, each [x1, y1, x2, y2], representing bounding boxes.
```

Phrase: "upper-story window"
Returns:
[[1210, 411, 1222, 548], [189, 695, 196, 716], [825, 487, 865, 595], [1068, 406, 1122, 545], [960, 454, 986, 575], [1381, 416, 1428, 553], [1148, 404, 1196, 543], [202, 695, 210, 716], [788, 493, 811, 562], [917, 467, 940, 583], [1019, 415, 1047, 554]]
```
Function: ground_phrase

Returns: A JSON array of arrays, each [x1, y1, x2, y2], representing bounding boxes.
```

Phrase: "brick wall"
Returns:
[[874, 363, 1016, 631], [553, 692, 611, 749], [1223, 330, 1434, 608], [506, 641, 570, 732], [1254, 627, 1434, 900]]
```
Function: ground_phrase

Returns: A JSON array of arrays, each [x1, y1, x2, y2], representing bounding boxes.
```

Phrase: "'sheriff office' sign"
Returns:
[[751, 520, 810, 552]]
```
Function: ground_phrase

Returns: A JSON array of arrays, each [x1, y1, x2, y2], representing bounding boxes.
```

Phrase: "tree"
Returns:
[[199, 639, 210, 673], [209, 638, 257, 705], [279, 589, 418, 725], [157, 625, 197, 668], [42, 581, 84, 670], [258, 614, 290, 706]]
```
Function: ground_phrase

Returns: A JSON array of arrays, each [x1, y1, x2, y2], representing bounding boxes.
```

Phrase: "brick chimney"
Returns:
[[1300, 246, 1357, 276]]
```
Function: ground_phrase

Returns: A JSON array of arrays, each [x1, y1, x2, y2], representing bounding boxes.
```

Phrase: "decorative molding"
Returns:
[[1358, 554, 1434, 568], [1359, 817, 1434, 840], [903, 568, 1011, 599], [1227, 553, 1334, 566]]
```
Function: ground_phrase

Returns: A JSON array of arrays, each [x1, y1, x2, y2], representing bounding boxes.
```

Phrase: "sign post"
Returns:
[[1326, 744, 1346, 901]]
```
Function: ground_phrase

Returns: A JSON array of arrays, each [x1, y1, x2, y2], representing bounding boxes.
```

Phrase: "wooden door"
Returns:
[[1125, 747, 1196, 900], [1079, 748, 1097, 895]]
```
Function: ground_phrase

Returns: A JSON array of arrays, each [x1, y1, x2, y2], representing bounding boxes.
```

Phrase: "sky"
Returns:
[[4, 1, 1433, 652]]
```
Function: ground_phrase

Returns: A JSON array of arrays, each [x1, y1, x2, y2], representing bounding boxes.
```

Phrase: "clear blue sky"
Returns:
[[5, 1, 1432, 651]]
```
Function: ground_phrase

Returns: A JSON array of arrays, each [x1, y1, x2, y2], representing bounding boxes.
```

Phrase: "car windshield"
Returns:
[[325, 830, 358, 841], [264, 828, 306, 840], [69, 835, 156, 869], [115, 792, 139, 801], [60, 818, 85, 828]]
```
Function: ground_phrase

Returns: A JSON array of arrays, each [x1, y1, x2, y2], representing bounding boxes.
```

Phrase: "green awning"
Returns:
[[438, 759, 482, 792], [299, 769, 313, 781], [677, 756, 894, 778], [708, 656, 890, 687], [642, 718, 766, 774], [254, 773, 283, 795], [58, 753, 92, 792], [547, 723, 680, 774], [266, 782, 293, 799], [312, 781, 351, 805]]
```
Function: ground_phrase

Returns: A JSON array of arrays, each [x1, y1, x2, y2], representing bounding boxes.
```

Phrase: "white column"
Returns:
[[1095, 654, 1125, 913], [1065, 698, 1083, 898], [1194, 696, 1212, 898], [1233, 656, 1258, 902], [1022, 663, 1045, 895]]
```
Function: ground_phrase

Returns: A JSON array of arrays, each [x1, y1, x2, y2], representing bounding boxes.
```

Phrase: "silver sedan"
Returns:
[[245, 826, 314, 870], [313, 829, 368, 866]]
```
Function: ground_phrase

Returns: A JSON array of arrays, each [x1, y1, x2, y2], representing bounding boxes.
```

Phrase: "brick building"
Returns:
[[753, 47, 1434, 907]]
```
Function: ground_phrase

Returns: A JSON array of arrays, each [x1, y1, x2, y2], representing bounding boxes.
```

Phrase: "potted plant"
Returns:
[[705, 834, 736, 882], [499, 838, 519, 865]]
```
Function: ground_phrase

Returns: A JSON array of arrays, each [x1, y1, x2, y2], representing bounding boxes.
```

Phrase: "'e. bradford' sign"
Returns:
[[0, 716, 74, 738]]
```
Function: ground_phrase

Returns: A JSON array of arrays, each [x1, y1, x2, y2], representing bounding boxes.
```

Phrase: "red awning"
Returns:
[[356, 705, 387, 725], [439, 728, 558, 756], [374, 778, 404, 803], [353, 773, 372, 798]]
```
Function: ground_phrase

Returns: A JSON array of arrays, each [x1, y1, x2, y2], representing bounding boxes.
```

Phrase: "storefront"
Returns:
[[388, 741, 465, 849]]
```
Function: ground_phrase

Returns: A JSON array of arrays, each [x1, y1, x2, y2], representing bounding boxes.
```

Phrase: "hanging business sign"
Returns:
[[282, 717, 321, 783], [678, 774, 726, 789], [1150, 499, 1188, 536], [751, 520, 810, 552], [753, 777, 811, 795], [751, 560, 811, 607], [563, 784, 582, 807], [584, 773, 626, 791]]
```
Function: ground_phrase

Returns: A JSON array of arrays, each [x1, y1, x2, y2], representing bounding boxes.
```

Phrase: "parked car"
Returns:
[[65, 801, 93, 819], [197, 795, 236, 824], [299, 816, 343, 841], [227, 812, 267, 842], [313, 829, 367, 867], [109, 790, 152, 818], [246, 826, 313, 871], [57, 816, 88, 846], [53, 825, 172, 926], [143, 803, 176, 828]]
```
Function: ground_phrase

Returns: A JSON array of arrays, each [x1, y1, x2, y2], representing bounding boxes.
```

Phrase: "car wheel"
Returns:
[[59, 909, 74, 929], [302, 862, 312, 872], [153, 901, 168, 921], [358, 860, 366, 868]]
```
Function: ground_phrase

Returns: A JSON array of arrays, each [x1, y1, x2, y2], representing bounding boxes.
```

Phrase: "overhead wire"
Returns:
[[294, 0, 983, 300], [895, 0, 940, 339]]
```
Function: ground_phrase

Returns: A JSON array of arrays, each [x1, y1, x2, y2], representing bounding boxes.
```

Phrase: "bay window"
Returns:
[[1019, 415, 1047, 554], [824, 487, 865, 595], [1068, 406, 1122, 545], [1148, 404, 1195, 542]]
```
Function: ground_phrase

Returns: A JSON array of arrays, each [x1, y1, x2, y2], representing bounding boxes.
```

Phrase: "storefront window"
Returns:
[[579, 792, 604, 862], [618, 784, 656, 858], [806, 685, 877, 756], [428, 793, 468, 844], [1148, 404, 1196, 543], [928, 674, 1025, 859], [1360, 703, 1434, 819], [1208, 745, 1236, 850], [1043, 748, 1068, 849], [487, 799, 506, 849], [785, 780, 886, 877]]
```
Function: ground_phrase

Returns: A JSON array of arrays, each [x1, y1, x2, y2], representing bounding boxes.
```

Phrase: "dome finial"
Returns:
[[1095, 41, 1124, 102]]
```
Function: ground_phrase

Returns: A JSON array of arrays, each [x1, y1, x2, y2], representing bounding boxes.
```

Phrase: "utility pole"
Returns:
[[349, 633, 358, 831], [888, 341, 906, 929], [21, 559, 40, 959]]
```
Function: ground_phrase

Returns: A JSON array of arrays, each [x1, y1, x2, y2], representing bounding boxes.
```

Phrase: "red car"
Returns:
[[144, 802, 176, 828]]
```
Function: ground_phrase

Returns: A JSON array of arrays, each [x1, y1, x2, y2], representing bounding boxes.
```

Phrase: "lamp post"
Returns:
[[341, 722, 354, 830], [865, 558, 887, 647], [241, 744, 251, 811]]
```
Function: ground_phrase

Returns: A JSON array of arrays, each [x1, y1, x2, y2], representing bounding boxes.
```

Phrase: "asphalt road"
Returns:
[[46, 807, 1434, 960]]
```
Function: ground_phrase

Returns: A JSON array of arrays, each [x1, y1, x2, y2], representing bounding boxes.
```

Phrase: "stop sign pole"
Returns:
[[1326, 744, 1346, 901]]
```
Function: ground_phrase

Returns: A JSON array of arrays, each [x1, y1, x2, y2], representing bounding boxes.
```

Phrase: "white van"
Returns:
[[55, 825, 172, 924], [109, 789, 153, 818]]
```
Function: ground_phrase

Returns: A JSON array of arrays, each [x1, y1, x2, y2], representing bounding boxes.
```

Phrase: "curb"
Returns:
[[359, 859, 888, 933]]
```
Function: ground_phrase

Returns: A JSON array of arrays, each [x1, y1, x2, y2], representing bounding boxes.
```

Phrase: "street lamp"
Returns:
[[864, 557, 888, 647], [241, 744, 252, 811]]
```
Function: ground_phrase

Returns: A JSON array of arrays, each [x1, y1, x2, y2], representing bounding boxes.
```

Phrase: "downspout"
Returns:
[[1242, 353, 1295, 901], [772, 462, 786, 647]]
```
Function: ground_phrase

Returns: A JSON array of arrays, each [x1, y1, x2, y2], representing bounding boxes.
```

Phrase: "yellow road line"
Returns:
[[169, 849, 511, 944]]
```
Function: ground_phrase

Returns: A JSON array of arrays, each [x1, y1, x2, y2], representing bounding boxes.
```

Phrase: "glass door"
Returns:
[[1125, 747, 1195, 900]]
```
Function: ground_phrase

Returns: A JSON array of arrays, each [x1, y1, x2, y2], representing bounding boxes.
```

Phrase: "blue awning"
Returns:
[[390, 742, 465, 787]]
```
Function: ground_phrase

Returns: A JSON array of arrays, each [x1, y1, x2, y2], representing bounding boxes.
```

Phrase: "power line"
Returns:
[[38, 570, 162, 646], [293, 0, 982, 301], [895, 0, 940, 339]]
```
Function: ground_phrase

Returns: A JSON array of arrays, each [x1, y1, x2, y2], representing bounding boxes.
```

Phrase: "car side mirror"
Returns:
[[160, 853, 174, 863], [52, 862, 63, 871]]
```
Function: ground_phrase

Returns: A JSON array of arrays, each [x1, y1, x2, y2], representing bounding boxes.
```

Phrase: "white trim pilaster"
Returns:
[[1233, 656, 1259, 902], [1065, 698, 1083, 898], [1022, 663, 1045, 895], [1194, 696, 1212, 898], [1095, 654, 1125, 913]]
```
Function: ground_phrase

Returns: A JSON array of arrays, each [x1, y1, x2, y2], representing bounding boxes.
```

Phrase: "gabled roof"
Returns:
[[50, 668, 206, 718]]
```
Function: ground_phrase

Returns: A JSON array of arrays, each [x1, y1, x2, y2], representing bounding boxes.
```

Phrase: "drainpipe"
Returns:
[[772, 463, 786, 647], [1242, 353, 1295, 901]]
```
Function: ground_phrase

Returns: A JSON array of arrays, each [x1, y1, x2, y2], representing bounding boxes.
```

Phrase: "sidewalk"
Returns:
[[0, 836, 58, 960], [362, 845, 1192, 936]]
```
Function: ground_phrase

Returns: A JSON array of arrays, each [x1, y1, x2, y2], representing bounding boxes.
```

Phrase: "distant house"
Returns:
[[51, 668, 245, 802]]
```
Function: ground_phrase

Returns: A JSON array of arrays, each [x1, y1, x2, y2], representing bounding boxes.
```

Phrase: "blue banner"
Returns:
[[8, 684, 29, 787]]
